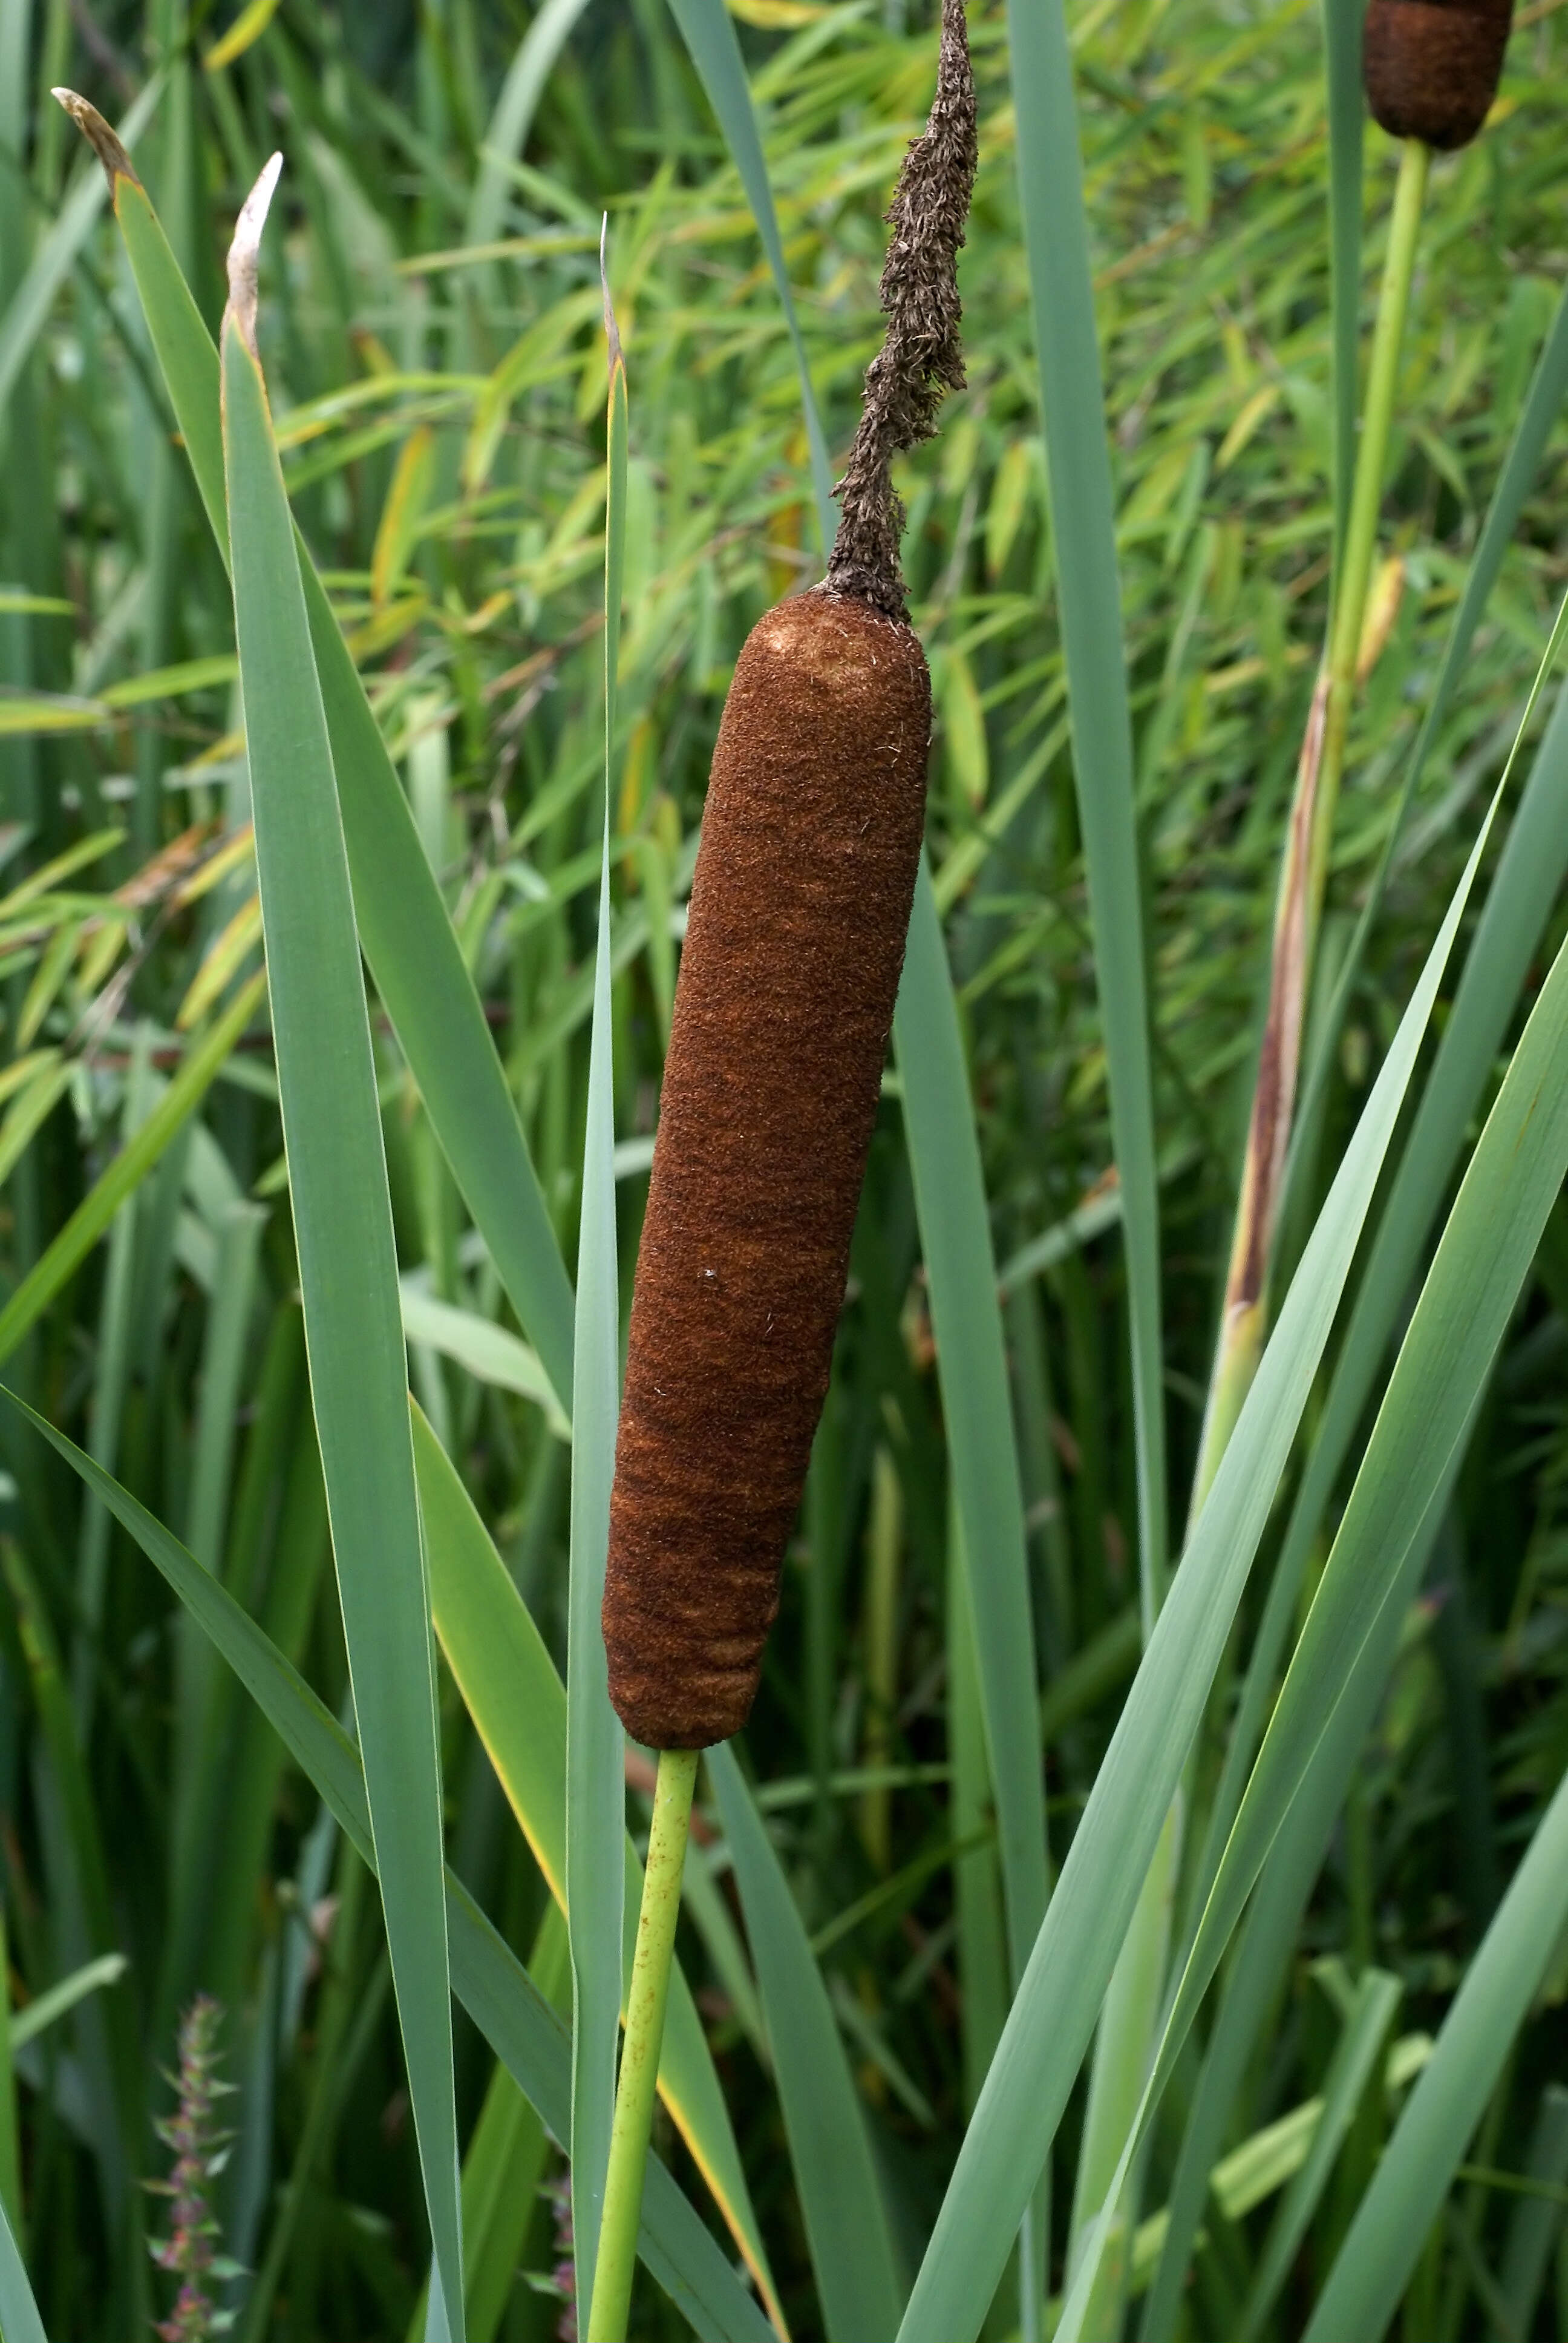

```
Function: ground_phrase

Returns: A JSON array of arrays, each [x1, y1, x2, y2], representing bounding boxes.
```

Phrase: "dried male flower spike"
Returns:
[[1364, 0, 1514, 149], [602, 0, 976, 1751]]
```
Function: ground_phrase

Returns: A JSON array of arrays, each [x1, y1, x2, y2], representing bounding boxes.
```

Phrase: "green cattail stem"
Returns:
[[1313, 136, 1431, 931], [587, 1747, 701, 2343], [1188, 134, 1430, 1521]]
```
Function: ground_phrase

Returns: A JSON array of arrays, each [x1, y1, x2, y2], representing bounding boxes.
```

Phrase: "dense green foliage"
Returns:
[[2, 0, 1568, 2335]]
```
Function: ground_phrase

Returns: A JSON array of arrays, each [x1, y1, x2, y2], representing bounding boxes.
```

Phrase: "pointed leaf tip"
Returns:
[[51, 87, 140, 191], [224, 152, 284, 359], [599, 215, 624, 379]]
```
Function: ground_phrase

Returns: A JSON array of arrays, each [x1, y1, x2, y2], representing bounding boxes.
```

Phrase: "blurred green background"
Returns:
[[2, 0, 1568, 2333]]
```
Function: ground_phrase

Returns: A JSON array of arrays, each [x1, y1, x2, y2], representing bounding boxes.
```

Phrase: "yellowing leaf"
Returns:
[[177, 893, 263, 1030], [204, 0, 283, 70], [1356, 554, 1406, 683], [986, 439, 1036, 580], [939, 649, 989, 811], [371, 426, 436, 608], [1217, 382, 1279, 471]]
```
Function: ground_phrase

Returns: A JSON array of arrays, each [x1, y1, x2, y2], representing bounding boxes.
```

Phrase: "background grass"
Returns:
[[2, 0, 1568, 2335]]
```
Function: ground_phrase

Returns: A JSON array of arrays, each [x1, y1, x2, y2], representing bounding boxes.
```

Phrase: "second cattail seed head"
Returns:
[[1364, 0, 1513, 149]]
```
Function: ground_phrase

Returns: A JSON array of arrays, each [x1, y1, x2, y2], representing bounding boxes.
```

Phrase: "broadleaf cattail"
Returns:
[[603, 0, 976, 1751], [1364, 0, 1512, 149]]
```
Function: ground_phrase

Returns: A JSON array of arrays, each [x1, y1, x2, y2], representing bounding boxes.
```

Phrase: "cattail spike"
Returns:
[[603, 0, 978, 1752], [1364, 0, 1513, 149], [826, 0, 977, 618]]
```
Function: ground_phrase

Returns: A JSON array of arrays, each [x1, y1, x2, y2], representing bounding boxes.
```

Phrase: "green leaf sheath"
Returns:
[[220, 293, 464, 2338]]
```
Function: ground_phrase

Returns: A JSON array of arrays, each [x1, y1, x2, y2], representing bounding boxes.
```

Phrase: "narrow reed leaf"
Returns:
[[0, 79, 162, 427], [413, 1406, 786, 2331], [661, 0, 835, 555], [1237, 1967, 1402, 2342], [202, 0, 283, 71], [1066, 611, 1568, 2342], [1499, 2086, 1568, 2332], [465, 0, 598, 249], [898, 665, 1500, 2343], [894, 862, 1048, 1979], [61, 104, 577, 1410], [0, 971, 263, 1373], [708, 1742, 904, 2343], [219, 163, 464, 2340], [5, 1398, 776, 2343], [1006, 0, 1166, 1626], [400, 1286, 569, 1439], [8, 1954, 129, 2053], [1139, 1451, 1461, 2343], [566, 257, 627, 2326], [0, 2192, 47, 2343], [1303, 1766, 1568, 2342]]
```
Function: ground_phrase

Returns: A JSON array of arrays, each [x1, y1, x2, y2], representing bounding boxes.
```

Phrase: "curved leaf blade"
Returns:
[[414, 1406, 788, 2335], [3, 1395, 774, 2343], [221, 229, 463, 2337]]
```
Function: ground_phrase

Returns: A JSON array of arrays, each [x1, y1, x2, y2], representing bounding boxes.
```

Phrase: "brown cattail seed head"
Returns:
[[603, 1, 973, 1748], [1364, 0, 1512, 149], [603, 592, 930, 1748]]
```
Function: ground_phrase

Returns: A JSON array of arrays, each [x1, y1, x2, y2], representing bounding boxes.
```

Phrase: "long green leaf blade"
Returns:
[[709, 1742, 903, 2343], [894, 863, 1048, 1978], [413, 1404, 787, 2332], [896, 651, 1501, 2343], [220, 163, 463, 2342], [1197, 660, 1568, 1918], [661, 0, 834, 556], [464, 0, 597, 250], [566, 270, 627, 2326], [1303, 1765, 1568, 2343], [0, 2192, 47, 2343], [1073, 611, 1568, 2343], [3, 1396, 774, 2343], [1006, 0, 1165, 1623]]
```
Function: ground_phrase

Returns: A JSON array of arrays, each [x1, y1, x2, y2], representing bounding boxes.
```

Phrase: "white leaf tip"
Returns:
[[224, 152, 284, 357]]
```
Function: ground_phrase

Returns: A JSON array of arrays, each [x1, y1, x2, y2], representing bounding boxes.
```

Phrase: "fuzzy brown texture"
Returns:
[[603, 592, 930, 1748], [826, 0, 977, 619], [1364, 0, 1512, 147]]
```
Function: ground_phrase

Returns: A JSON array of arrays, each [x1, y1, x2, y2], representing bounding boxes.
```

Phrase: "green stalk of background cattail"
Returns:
[[1189, 0, 1515, 1513], [587, 8, 976, 2335]]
